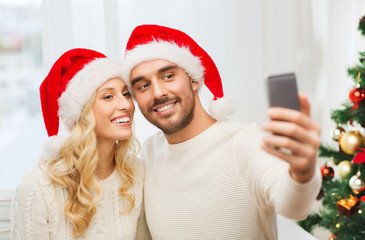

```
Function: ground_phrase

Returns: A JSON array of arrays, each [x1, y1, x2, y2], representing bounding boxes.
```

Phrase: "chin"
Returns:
[[116, 132, 133, 141]]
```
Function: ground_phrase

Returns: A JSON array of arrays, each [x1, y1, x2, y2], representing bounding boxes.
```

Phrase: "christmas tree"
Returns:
[[298, 15, 365, 240]]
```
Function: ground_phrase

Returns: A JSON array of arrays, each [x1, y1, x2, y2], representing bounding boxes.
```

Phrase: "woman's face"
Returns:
[[92, 77, 135, 144]]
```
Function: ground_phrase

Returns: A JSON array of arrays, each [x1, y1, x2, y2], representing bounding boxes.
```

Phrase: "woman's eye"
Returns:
[[103, 94, 113, 100], [123, 91, 131, 97]]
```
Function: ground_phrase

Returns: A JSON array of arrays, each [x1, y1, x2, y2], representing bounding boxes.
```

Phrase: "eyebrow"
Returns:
[[97, 85, 128, 94], [131, 64, 178, 86], [158, 64, 177, 74], [131, 76, 144, 87], [97, 87, 113, 94]]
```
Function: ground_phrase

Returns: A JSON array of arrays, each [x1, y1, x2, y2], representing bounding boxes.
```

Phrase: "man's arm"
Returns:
[[261, 93, 321, 183]]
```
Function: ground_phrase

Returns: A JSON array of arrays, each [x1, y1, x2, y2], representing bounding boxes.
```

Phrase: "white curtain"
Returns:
[[41, 0, 365, 144], [42, 0, 267, 143]]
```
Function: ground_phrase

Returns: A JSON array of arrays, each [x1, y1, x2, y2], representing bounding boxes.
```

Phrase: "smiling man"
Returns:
[[130, 60, 196, 136], [121, 25, 322, 240]]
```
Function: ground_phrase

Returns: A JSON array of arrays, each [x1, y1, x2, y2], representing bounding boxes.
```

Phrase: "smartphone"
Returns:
[[266, 72, 300, 111]]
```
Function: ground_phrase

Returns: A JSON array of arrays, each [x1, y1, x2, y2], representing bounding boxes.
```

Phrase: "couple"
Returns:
[[11, 25, 321, 240]]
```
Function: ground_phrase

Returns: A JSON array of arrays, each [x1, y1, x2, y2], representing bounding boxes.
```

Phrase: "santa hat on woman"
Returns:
[[39, 48, 122, 159], [121, 24, 235, 121]]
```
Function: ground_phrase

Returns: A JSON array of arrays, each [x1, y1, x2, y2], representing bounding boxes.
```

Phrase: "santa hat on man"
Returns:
[[121, 24, 234, 120], [39, 48, 122, 159]]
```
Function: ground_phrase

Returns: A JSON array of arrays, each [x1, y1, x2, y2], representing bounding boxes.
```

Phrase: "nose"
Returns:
[[151, 80, 168, 99], [117, 95, 134, 112]]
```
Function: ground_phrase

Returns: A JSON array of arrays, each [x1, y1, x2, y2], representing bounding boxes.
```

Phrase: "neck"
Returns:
[[96, 139, 116, 180], [165, 94, 217, 144]]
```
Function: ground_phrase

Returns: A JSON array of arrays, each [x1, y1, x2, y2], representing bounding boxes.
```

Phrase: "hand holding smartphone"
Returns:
[[266, 72, 300, 111], [263, 73, 321, 184]]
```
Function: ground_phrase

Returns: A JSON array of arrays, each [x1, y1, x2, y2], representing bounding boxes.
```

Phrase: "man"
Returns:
[[122, 25, 321, 240]]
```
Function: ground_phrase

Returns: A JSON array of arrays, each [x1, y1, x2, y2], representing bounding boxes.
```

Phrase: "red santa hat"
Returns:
[[40, 48, 123, 137], [121, 24, 234, 120]]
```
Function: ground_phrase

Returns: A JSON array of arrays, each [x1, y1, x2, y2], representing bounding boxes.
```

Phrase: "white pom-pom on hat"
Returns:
[[209, 96, 236, 121], [41, 135, 67, 161]]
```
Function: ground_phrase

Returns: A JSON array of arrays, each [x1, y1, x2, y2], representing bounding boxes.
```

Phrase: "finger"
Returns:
[[262, 133, 317, 158], [262, 142, 317, 183], [262, 121, 320, 145], [261, 142, 301, 164], [267, 108, 321, 134], [298, 93, 310, 116]]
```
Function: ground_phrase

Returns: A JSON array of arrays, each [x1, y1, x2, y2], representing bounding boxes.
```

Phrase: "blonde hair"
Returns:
[[42, 92, 140, 237]]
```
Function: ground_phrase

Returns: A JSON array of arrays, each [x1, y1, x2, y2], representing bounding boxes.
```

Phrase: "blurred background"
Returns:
[[0, 0, 365, 239]]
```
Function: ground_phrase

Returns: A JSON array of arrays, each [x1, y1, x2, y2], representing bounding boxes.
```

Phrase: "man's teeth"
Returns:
[[112, 117, 130, 124], [157, 103, 174, 112]]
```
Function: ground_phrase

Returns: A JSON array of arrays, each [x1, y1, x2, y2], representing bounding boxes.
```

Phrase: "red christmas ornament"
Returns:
[[329, 234, 338, 240], [353, 148, 365, 163], [349, 87, 365, 109], [320, 165, 335, 181]]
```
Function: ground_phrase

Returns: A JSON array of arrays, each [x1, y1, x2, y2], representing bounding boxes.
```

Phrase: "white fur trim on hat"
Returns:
[[209, 96, 235, 121], [122, 40, 205, 89], [58, 58, 122, 131]]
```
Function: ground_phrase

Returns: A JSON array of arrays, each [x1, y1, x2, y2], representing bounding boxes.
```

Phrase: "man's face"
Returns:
[[130, 59, 199, 134]]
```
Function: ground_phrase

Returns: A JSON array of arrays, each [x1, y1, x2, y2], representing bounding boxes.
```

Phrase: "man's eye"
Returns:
[[103, 94, 113, 100], [164, 74, 174, 80], [139, 83, 150, 90]]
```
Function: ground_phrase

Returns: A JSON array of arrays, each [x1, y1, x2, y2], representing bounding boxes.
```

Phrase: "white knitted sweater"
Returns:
[[142, 120, 321, 240], [11, 160, 148, 240]]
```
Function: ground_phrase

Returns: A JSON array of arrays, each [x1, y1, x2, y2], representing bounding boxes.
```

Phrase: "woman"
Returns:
[[11, 48, 150, 239]]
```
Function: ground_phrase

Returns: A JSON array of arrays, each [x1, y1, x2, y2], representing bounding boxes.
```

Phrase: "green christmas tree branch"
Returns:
[[359, 15, 365, 36], [330, 101, 365, 126], [318, 144, 352, 164], [298, 14, 365, 240]]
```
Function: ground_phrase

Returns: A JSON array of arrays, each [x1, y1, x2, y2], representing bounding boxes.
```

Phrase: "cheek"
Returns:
[[92, 104, 109, 124], [134, 94, 149, 109], [129, 100, 135, 116]]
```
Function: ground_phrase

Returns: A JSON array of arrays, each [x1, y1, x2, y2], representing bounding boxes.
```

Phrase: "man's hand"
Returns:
[[261, 93, 321, 183]]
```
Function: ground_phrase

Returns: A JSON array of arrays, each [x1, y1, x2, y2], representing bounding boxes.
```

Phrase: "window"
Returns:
[[0, 0, 43, 188]]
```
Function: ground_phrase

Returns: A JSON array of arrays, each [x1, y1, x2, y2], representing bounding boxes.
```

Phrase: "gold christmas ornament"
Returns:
[[337, 160, 352, 178], [339, 131, 365, 155]]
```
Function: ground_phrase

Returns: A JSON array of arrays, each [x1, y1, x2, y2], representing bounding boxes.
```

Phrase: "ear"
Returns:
[[191, 79, 200, 92]]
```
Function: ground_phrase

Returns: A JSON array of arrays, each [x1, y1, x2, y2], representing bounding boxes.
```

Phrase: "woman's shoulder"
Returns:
[[18, 165, 46, 184], [14, 165, 52, 200]]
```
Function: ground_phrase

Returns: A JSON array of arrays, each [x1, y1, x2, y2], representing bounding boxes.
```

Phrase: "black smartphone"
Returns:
[[266, 72, 300, 111]]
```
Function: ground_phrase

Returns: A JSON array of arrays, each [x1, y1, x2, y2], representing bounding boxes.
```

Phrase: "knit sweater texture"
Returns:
[[142, 120, 321, 240], [11, 160, 147, 240]]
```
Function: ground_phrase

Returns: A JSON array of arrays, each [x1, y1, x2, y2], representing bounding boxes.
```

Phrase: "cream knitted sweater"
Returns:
[[142, 120, 321, 240], [11, 161, 148, 240]]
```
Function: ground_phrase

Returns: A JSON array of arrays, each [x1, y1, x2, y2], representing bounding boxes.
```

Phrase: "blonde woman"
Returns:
[[11, 48, 150, 240]]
